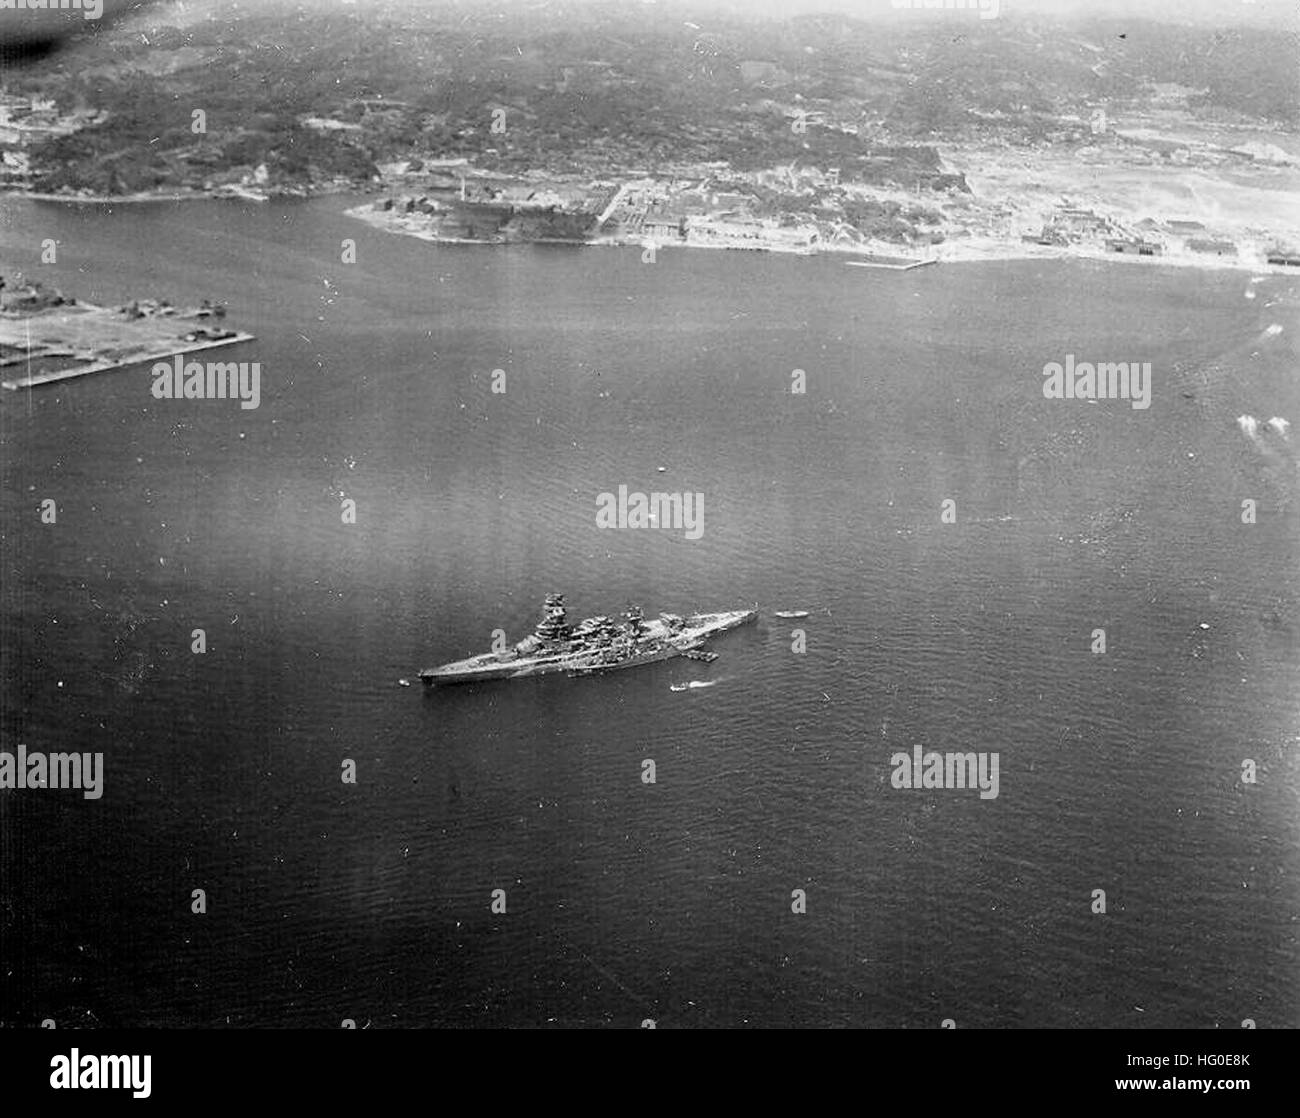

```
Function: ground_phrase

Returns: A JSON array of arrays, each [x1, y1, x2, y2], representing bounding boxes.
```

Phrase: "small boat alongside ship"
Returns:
[[420, 593, 756, 685]]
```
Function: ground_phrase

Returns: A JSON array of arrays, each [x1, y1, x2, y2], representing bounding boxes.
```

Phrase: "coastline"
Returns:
[[8, 187, 1291, 276], [12, 189, 226, 204], [344, 203, 1295, 276], [3, 183, 361, 205], [934, 236, 1291, 274]]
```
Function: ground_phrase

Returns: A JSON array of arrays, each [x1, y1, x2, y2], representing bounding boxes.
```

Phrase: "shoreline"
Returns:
[[8, 189, 1288, 275], [4, 184, 360, 205], [344, 204, 1296, 276], [13, 189, 226, 205], [934, 238, 1294, 275]]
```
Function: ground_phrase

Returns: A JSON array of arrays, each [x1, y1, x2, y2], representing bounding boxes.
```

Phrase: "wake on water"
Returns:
[[1237, 414, 1291, 440]]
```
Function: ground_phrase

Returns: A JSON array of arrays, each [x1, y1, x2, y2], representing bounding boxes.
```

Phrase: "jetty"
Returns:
[[0, 281, 253, 391], [845, 255, 937, 271], [2, 331, 255, 390]]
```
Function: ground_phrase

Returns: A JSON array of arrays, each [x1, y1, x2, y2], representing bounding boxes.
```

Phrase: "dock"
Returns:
[[1, 331, 256, 390], [845, 256, 937, 271]]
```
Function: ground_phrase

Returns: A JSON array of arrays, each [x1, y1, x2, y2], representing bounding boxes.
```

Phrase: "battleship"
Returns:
[[420, 593, 756, 685]]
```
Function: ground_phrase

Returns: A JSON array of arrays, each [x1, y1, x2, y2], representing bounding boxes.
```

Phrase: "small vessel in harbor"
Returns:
[[420, 593, 756, 685], [772, 609, 809, 619]]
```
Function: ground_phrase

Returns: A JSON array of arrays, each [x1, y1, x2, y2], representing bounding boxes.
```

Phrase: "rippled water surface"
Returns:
[[2, 196, 1298, 1027]]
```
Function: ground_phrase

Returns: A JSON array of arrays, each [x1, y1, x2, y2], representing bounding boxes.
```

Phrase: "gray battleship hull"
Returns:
[[421, 608, 756, 685]]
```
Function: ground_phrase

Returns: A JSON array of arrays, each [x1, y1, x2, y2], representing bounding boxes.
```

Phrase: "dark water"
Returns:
[[2, 196, 1297, 1028]]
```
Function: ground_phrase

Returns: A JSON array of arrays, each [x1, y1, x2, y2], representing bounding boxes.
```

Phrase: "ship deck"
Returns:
[[420, 607, 755, 685]]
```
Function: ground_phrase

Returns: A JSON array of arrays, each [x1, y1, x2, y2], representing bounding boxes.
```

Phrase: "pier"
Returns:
[[1, 331, 255, 391], [845, 255, 937, 271], [0, 288, 253, 392]]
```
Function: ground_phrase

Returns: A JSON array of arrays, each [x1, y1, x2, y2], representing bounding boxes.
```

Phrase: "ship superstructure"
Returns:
[[420, 593, 755, 685]]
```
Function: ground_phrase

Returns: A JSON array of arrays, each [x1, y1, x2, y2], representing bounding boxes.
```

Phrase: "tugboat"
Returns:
[[420, 593, 756, 685]]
